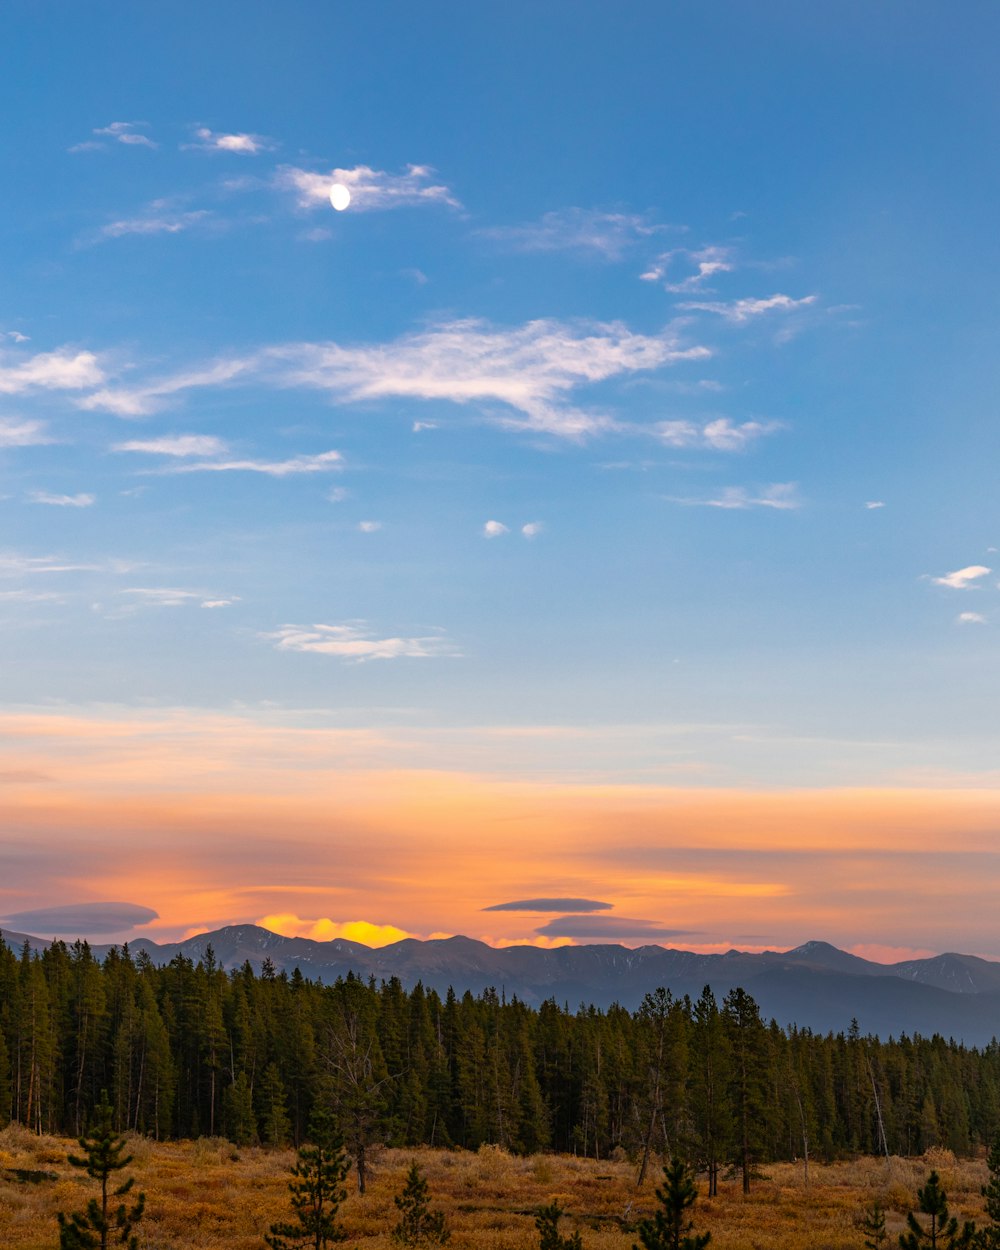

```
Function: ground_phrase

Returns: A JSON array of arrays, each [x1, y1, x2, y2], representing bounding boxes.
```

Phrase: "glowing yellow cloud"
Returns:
[[256, 914, 415, 947]]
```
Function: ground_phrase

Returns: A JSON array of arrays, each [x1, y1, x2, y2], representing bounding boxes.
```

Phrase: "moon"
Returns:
[[329, 183, 351, 212]]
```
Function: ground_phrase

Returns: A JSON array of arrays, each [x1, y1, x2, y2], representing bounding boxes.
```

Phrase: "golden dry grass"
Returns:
[[0, 1128, 992, 1250]]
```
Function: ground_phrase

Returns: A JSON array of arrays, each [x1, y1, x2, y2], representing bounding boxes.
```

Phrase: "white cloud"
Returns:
[[521, 522, 543, 538], [92, 121, 157, 149], [113, 434, 229, 457], [262, 318, 710, 438], [298, 227, 333, 243], [98, 210, 210, 240], [412, 421, 437, 432], [357, 520, 382, 533], [679, 293, 818, 322], [642, 245, 735, 291], [0, 553, 102, 576], [162, 450, 343, 477], [483, 520, 509, 538], [0, 348, 104, 394], [123, 587, 201, 606], [480, 208, 667, 259], [0, 330, 29, 343], [78, 318, 712, 439], [957, 612, 987, 625], [28, 491, 95, 508], [0, 418, 52, 447], [268, 622, 456, 662], [122, 587, 235, 609], [184, 126, 275, 155], [931, 565, 991, 590], [80, 359, 250, 417], [0, 589, 66, 603], [671, 482, 801, 510], [327, 487, 349, 503], [654, 417, 780, 451], [865, 501, 886, 510], [275, 163, 461, 212]]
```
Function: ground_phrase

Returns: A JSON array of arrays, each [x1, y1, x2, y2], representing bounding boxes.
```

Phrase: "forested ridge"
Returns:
[[2, 934, 998, 1179]]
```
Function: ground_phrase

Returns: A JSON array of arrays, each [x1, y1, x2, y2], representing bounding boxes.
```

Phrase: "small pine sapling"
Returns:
[[859, 1199, 887, 1250], [265, 1105, 350, 1250], [56, 1092, 145, 1250], [536, 1203, 584, 1250], [980, 1135, 1000, 1250], [392, 1161, 450, 1245], [633, 1158, 710, 1250], [899, 1170, 976, 1250]]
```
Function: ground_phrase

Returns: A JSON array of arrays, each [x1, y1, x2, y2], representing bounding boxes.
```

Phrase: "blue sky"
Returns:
[[2, 4, 1000, 951]]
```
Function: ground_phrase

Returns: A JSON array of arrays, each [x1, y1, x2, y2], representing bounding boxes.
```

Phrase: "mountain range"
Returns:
[[5, 925, 1000, 1045]]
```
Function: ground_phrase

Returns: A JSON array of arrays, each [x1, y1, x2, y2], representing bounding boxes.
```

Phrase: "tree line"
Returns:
[[2, 934, 999, 1181]]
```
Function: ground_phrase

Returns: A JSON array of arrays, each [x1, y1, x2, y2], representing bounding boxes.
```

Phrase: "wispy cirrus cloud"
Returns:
[[121, 587, 236, 609], [79, 359, 250, 417], [262, 318, 710, 437], [0, 588, 66, 603], [113, 434, 229, 458], [670, 482, 801, 510], [641, 245, 735, 291], [28, 491, 95, 508], [82, 318, 711, 438], [268, 622, 458, 662], [95, 121, 156, 148], [480, 207, 669, 259], [654, 417, 781, 451], [70, 121, 156, 152], [0, 417, 53, 447], [184, 126, 275, 155], [0, 552, 102, 576], [161, 450, 342, 477], [0, 348, 104, 395], [679, 293, 818, 322], [97, 208, 211, 241], [276, 163, 461, 212], [931, 565, 991, 590]]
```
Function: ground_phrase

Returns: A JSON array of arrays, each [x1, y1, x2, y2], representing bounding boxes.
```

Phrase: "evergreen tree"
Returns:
[[259, 1061, 293, 1148], [225, 1070, 258, 1146], [56, 1092, 145, 1250], [722, 987, 767, 1195], [265, 1104, 349, 1250], [392, 1161, 450, 1245], [899, 1170, 976, 1250], [536, 1203, 583, 1250], [977, 1134, 1000, 1250], [633, 1158, 710, 1250], [860, 1200, 887, 1250]]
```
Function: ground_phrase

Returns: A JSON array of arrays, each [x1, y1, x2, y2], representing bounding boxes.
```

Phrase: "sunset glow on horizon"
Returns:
[[3, 7, 1000, 972]]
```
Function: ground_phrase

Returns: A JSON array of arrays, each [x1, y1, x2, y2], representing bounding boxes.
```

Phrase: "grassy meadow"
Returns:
[[0, 1126, 991, 1250]]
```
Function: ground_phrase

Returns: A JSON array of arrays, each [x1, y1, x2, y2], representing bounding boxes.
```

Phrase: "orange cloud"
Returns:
[[3, 709, 1000, 958]]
